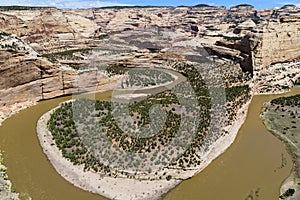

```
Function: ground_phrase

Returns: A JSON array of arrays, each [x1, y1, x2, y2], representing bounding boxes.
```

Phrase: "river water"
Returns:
[[0, 87, 299, 200]]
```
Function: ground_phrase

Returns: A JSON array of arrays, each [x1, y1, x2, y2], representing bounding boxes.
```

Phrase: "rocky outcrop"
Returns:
[[0, 5, 262, 54], [201, 5, 300, 76], [254, 61, 300, 94], [0, 33, 62, 106], [227, 4, 259, 24], [233, 19, 256, 34], [0, 33, 119, 122], [204, 31, 258, 73], [1, 4, 300, 110], [0, 8, 97, 53], [271, 5, 300, 22], [253, 20, 300, 77], [0, 5, 300, 199]]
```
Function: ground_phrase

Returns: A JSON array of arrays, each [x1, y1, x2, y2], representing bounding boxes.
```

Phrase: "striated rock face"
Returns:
[[271, 5, 300, 22], [227, 4, 258, 23], [202, 5, 300, 76], [0, 33, 59, 105], [0, 5, 262, 54], [0, 8, 97, 53], [253, 20, 300, 76], [0, 4, 300, 116], [0, 33, 117, 115], [0, 54, 62, 104], [0, 5, 300, 199]]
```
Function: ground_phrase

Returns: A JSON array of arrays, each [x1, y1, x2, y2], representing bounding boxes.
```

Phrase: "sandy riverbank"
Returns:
[[37, 107, 180, 200], [259, 86, 300, 200], [189, 96, 253, 177], [261, 117, 299, 200]]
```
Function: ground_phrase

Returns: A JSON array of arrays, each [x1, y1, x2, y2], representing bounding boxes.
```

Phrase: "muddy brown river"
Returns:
[[0, 87, 299, 200]]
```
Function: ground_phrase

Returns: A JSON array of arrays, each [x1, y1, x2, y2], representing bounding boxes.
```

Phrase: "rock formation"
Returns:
[[0, 4, 300, 119], [0, 4, 300, 199], [0, 32, 119, 123]]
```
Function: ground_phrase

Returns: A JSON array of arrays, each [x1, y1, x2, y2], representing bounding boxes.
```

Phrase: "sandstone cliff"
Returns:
[[0, 32, 119, 124], [250, 5, 300, 93], [0, 5, 300, 200], [253, 19, 300, 71], [0, 4, 300, 120]]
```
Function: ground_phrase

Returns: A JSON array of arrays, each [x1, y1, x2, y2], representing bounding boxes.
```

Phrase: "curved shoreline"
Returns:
[[180, 96, 253, 179], [261, 115, 296, 193], [36, 94, 252, 199], [260, 89, 300, 200], [37, 106, 180, 200], [10, 84, 297, 200]]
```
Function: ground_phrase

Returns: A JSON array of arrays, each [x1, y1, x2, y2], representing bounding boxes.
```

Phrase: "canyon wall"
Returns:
[[0, 55, 117, 108], [0, 33, 119, 122], [253, 20, 300, 75], [1, 4, 300, 120], [249, 5, 300, 93]]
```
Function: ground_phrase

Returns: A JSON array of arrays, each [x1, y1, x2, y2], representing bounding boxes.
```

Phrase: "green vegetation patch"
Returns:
[[106, 65, 129, 76], [95, 34, 109, 40], [69, 65, 81, 70], [74, 92, 181, 154], [49, 85, 208, 174], [41, 48, 91, 62], [280, 188, 295, 199], [271, 94, 300, 107], [225, 85, 251, 123], [126, 69, 175, 87], [48, 102, 110, 173], [225, 85, 250, 102], [107, 68, 175, 88]]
